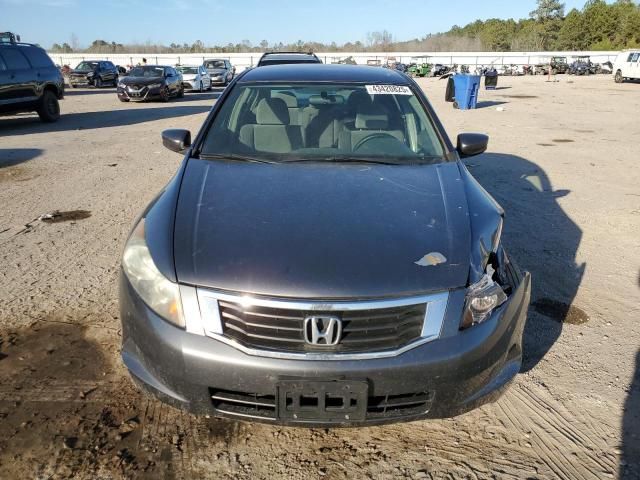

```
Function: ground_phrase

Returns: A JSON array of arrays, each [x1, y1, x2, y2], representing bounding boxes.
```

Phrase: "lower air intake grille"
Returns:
[[210, 388, 433, 422]]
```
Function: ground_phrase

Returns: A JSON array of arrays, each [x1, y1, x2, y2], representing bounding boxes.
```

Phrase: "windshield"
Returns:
[[128, 66, 164, 77], [75, 61, 98, 71], [205, 60, 225, 69], [200, 83, 446, 164], [178, 66, 198, 75]]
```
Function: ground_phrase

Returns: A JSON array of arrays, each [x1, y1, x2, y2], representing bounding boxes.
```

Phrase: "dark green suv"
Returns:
[[0, 38, 65, 122]]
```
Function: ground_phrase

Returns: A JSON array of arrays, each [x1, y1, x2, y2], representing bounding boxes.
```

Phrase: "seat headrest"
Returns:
[[256, 98, 290, 125], [346, 90, 372, 111], [271, 91, 298, 108], [355, 111, 389, 129]]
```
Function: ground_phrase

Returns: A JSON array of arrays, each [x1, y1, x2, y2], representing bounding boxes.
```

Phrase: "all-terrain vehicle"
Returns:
[[568, 56, 596, 75], [407, 57, 432, 77], [536, 56, 569, 75]]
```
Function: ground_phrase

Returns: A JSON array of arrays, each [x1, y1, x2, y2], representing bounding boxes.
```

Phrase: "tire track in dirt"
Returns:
[[496, 383, 617, 479]]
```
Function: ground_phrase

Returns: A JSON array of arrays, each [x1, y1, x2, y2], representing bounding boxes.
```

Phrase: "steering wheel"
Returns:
[[353, 133, 399, 152]]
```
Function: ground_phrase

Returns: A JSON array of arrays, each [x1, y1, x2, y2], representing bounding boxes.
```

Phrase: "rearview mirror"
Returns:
[[162, 129, 191, 154], [456, 133, 489, 158]]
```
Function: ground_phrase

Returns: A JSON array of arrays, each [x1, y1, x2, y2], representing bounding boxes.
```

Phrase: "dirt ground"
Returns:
[[0, 74, 639, 480]]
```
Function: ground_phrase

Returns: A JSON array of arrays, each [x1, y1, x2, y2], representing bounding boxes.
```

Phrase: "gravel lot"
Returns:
[[0, 75, 639, 479]]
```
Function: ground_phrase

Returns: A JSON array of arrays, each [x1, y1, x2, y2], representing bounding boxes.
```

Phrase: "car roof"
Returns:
[[239, 64, 411, 85]]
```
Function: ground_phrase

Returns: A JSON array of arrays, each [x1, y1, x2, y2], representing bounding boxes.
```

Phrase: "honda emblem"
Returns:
[[304, 315, 342, 346]]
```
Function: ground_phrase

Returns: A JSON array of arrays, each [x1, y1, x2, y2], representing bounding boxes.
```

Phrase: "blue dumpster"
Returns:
[[453, 74, 481, 110]]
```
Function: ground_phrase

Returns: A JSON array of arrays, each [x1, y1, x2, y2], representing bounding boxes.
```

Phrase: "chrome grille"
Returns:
[[218, 300, 426, 353]]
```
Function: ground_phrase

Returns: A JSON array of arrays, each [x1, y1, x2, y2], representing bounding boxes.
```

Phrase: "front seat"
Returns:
[[239, 98, 303, 154]]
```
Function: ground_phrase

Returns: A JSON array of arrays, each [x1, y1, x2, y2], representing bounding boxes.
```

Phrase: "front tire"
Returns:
[[615, 70, 624, 83], [119, 97, 130, 103], [199, 81, 204, 93], [177, 86, 184, 98], [37, 90, 60, 122], [95, 77, 103, 88], [160, 87, 170, 102]]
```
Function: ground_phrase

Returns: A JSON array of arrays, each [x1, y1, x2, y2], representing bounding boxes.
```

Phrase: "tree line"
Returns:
[[50, 0, 640, 54]]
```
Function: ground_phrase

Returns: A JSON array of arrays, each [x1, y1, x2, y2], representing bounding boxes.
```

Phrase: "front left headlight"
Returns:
[[122, 219, 185, 328], [461, 265, 507, 329]]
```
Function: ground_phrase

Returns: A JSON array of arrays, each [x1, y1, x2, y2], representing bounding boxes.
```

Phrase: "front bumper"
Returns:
[[117, 85, 162, 101], [120, 271, 530, 426], [69, 74, 92, 86], [209, 76, 227, 85]]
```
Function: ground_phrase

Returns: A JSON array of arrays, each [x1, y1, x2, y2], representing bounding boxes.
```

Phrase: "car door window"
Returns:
[[1, 48, 31, 69], [0, 54, 7, 71], [22, 47, 53, 68]]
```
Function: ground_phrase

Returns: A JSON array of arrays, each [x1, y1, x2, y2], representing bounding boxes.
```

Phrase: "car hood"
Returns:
[[70, 69, 94, 75], [120, 76, 163, 85], [173, 159, 471, 299], [207, 68, 227, 75], [181, 74, 198, 80]]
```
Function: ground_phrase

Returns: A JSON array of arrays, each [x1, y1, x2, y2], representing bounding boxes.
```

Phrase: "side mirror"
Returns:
[[456, 133, 489, 158], [162, 129, 191, 154]]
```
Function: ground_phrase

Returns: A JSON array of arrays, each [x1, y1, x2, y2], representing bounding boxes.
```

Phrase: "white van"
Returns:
[[613, 50, 640, 83]]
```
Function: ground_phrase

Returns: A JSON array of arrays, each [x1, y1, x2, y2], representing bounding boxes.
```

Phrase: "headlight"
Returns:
[[147, 83, 162, 89], [87, 72, 94, 77], [122, 219, 185, 328], [461, 265, 507, 329], [117, 82, 125, 88]]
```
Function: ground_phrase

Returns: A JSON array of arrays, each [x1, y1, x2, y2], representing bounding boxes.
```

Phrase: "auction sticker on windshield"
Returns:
[[366, 85, 413, 95]]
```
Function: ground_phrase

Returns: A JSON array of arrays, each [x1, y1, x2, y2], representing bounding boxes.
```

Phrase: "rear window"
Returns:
[[23, 47, 54, 68], [0, 48, 30, 69], [200, 82, 445, 165]]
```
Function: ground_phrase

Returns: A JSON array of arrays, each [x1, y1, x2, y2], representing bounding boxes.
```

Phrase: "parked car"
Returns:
[[256, 52, 322, 67], [0, 38, 64, 122], [177, 65, 211, 92], [117, 65, 183, 102], [119, 64, 531, 427], [613, 50, 640, 83], [69, 60, 119, 88], [203, 58, 235, 86]]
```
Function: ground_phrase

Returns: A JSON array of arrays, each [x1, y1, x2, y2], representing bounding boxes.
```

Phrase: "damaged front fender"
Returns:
[[458, 163, 504, 284]]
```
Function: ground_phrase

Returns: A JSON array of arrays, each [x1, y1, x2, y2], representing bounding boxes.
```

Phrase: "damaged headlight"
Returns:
[[461, 265, 507, 329], [122, 219, 185, 328]]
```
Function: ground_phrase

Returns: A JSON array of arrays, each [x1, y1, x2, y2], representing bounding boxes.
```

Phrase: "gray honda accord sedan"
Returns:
[[119, 64, 531, 426]]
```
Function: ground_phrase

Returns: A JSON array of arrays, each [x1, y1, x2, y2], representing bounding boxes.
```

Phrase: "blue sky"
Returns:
[[2, 0, 589, 48]]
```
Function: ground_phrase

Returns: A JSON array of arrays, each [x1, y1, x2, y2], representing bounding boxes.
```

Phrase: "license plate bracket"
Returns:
[[276, 380, 368, 422]]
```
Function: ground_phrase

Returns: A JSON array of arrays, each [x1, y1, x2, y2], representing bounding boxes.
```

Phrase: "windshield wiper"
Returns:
[[198, 153, 278, 164], [281, 157, 402, 166]]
